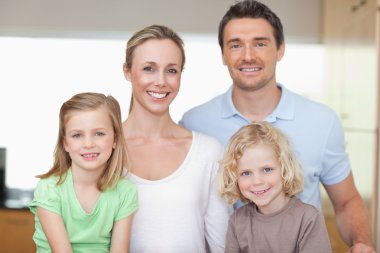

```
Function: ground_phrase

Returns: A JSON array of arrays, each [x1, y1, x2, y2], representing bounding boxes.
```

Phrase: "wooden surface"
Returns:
[[0, 208, 36, 253]]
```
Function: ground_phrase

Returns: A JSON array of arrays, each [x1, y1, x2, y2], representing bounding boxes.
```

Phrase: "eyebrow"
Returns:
[[226, 37, 271, 44], [144, 61, 180, 67]]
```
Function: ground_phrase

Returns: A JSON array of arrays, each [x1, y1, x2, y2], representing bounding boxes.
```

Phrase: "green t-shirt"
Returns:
[[29, 169, 137, 253]]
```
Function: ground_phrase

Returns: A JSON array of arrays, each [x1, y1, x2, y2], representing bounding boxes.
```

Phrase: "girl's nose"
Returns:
[[84, 136, 95, 148]]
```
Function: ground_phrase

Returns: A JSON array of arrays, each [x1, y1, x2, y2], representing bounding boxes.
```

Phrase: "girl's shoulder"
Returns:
[[112, 178, 137, 197]]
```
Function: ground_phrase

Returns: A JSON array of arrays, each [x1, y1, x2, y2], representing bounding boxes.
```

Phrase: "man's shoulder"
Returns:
[[180, 91, 227, 132], [182, 93, 225, 119], [289, 90, 338, 120]]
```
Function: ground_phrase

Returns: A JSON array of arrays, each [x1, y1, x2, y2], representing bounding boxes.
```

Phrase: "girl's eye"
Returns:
[[95, 132, 105, 137], [143, 66, 153, 72], [263, 167, 273, 173], [71, 133, 81, 138]]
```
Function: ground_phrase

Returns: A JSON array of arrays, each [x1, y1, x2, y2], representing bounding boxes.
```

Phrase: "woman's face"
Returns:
[[124, 39, 183, 115]]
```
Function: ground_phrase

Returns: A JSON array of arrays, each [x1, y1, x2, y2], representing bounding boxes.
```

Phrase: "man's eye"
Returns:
[[256, 42, 266, 48], [230, 44, 241, 49]]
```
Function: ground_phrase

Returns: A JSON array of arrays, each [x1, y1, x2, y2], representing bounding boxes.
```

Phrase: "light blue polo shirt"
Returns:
[[180, 84, 351, 209]]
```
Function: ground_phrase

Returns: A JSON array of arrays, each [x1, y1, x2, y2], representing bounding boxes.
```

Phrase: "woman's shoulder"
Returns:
[[192, 131, 224, 150]]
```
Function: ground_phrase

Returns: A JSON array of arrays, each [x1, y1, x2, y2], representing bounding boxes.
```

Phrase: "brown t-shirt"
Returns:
[[225, 197, 332, 253]]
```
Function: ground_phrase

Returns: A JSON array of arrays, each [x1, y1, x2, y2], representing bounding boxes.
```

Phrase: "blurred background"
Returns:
[[0, 0, 379, 252]]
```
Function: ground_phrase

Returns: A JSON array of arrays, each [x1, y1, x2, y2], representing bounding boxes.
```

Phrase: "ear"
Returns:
[[123, 63, 132, 82], [113, 136, 117, 149], [277, 42, 285, 61], [63, 138, 69, 152], [222, 52, 227, 66]]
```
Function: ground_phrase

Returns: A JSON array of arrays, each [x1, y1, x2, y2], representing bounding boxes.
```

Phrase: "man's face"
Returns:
[[222, 18, 284, 92]]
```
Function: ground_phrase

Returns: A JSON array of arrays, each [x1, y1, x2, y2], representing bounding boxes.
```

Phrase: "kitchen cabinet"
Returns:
[[0, 208, 36, 253], [322, 0, 379, 250]]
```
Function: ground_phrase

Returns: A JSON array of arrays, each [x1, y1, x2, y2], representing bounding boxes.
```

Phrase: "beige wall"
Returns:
[[0, 0, 321, 42]]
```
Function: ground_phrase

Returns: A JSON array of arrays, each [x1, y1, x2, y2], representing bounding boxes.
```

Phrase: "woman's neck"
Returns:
[[124, 108, 179, 138]]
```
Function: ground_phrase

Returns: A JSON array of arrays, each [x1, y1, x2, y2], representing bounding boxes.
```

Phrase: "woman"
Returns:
[[122, 25, 231, 253]]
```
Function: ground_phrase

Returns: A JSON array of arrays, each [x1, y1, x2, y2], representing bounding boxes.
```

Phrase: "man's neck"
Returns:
[[232, 83, 282, 122]]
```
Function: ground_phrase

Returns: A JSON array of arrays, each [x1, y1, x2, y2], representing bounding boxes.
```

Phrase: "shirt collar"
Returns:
[[266, 83, 295, 123], [221, 86, 239, 119], [221, 84, 295, 122]]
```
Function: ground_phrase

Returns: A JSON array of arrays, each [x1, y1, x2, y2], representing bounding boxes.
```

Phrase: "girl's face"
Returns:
[[237, 143, 289, 214], [124, 39, 182, 115], [63, 108, 116, 174]]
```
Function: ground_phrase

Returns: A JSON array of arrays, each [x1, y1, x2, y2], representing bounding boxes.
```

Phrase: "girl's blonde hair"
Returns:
[[219, 122, 303, 204], [38, 92, 128, 191]]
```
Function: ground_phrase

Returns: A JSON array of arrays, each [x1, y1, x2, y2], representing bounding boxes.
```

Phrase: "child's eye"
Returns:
[[241, 171, 251, 177], [95, 132, 105, 137], [71, 133, 81, 138], [263, 167, 273, 173]]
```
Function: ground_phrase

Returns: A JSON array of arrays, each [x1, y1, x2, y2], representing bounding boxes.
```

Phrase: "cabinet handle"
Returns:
[[6, 218, 29, 226], [351, 0, 367, 12]]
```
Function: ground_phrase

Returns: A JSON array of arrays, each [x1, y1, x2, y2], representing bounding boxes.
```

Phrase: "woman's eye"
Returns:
[[168, 68, 178, 74], [143, 66, 153, 72]]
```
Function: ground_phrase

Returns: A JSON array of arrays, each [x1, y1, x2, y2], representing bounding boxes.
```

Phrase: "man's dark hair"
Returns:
[[218, 0, 284, 52]]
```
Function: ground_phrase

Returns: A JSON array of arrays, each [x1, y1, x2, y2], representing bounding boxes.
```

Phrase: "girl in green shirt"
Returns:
[[29, 92, 137, 253]]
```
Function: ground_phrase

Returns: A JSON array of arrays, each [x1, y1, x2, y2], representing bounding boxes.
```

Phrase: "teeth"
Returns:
[[148, 91, 168, 99], [82, 153, 98, 158], [253, 189, 268, 194], [240, 67, 259, 72]]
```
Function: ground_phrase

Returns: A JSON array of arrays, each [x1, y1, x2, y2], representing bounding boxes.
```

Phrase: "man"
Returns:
[[180, 0, 375, 252]]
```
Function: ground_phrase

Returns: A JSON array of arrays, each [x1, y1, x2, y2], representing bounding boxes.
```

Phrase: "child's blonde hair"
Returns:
[[219, 122, 303, 204], [38, 92, 128, 191]]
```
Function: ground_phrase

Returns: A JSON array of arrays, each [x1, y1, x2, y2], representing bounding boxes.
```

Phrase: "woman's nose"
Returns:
[[155, 71, 166, 87]]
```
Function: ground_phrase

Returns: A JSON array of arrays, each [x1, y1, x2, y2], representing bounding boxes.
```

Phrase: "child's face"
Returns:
[[237, 143, 289, 214], [63, 108, 116, 175]]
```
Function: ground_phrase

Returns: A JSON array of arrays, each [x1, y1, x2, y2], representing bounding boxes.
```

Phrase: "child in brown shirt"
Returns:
[[220, 122, 332, 253]]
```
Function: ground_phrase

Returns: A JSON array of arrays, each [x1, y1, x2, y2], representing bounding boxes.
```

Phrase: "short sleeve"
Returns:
[[225, 214, 240, 253], [114, 179, 138, 221], [320, 113, 351, 185], [28, 177, 62, 216]]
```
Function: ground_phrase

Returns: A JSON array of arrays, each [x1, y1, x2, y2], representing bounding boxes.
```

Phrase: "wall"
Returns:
[[0, 0, 321, 42]]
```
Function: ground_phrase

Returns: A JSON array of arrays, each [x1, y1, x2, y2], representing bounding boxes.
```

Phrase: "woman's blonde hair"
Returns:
[[219, 122, 303, 204], [37, 92, 128, 191]]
